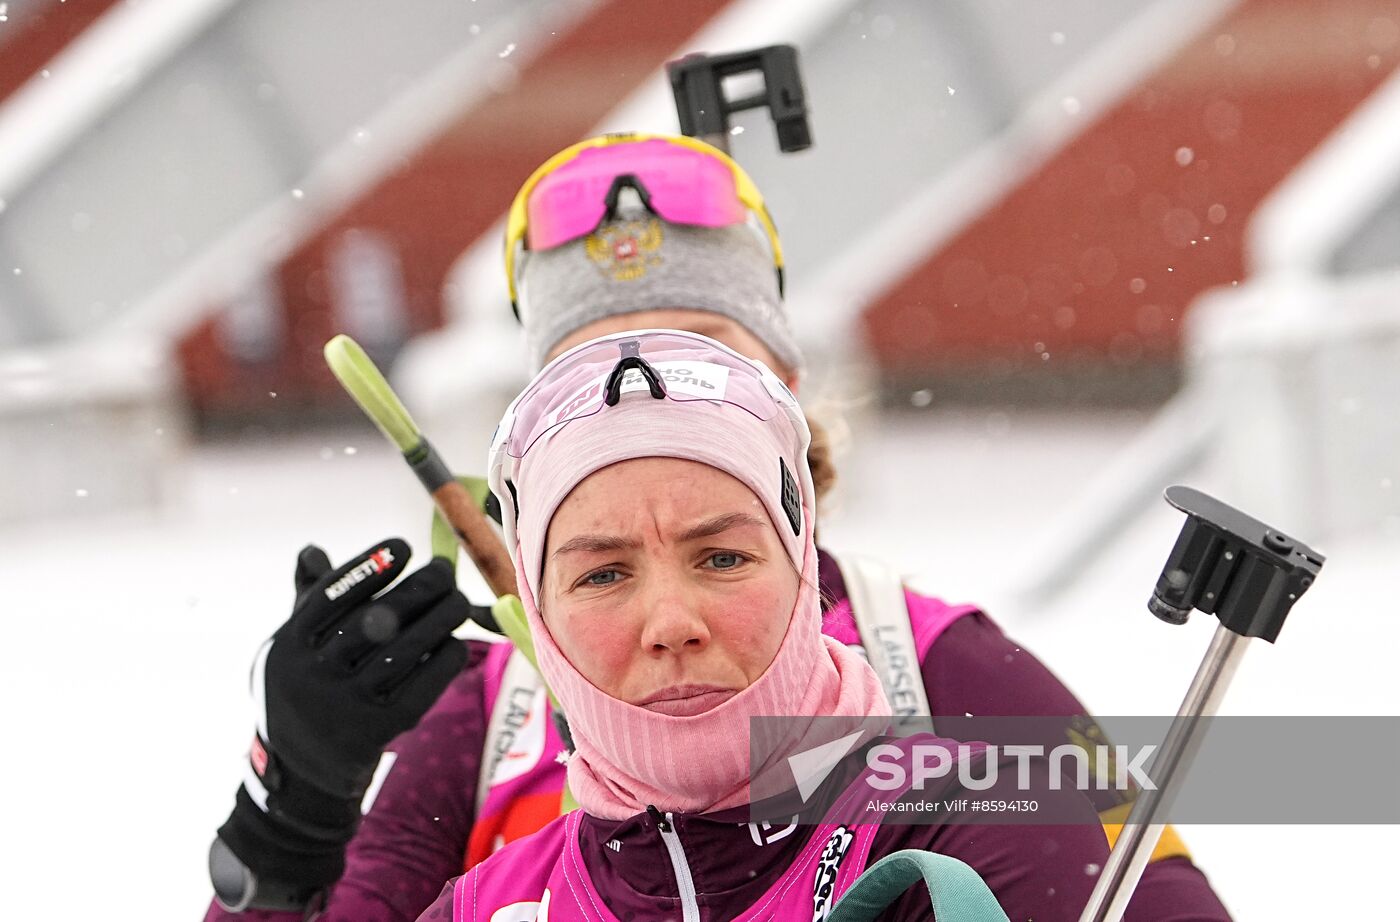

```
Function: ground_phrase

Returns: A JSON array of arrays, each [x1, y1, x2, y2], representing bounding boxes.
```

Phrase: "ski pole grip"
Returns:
[[1149, 486, 1325, 640], [323, 335, 422, 453], [667, 44, 812, 153], [324, 334, 520, 600]]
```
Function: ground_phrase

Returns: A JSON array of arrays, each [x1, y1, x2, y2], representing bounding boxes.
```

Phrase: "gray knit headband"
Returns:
[[515, 211, 803, 374]]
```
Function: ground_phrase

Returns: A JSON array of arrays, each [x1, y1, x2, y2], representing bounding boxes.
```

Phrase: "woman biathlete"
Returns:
[[205, 134, 1230, 920], [421, 327, 1109, 919]]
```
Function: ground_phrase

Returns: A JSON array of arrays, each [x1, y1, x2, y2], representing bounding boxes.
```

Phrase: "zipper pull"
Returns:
[[646, 804, 672, 833]]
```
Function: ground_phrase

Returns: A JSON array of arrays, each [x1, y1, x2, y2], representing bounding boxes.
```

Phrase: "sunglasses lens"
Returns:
[[524, 140, 748, 251]]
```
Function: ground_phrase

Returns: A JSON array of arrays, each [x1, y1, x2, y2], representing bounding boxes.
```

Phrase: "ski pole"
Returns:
[[324, 336, 573, 810], [322, 334, 519, 601], [1077, 486, 1324, 922]]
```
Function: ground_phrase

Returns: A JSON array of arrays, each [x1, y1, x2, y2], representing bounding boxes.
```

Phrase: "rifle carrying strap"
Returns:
[[828, 849, 1010, 922], [832, 552, 931, 719]]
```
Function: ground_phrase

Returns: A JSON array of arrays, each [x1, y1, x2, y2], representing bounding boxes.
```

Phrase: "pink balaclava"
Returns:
[[498, 339, 888, 820]]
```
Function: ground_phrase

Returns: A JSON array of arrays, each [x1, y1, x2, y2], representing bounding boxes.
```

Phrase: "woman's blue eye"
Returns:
[[709, 553, 742, 570], [585, 569, 618, 586]]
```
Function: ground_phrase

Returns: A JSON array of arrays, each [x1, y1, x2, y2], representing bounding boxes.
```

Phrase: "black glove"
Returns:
[[213, 539, 469, 909]]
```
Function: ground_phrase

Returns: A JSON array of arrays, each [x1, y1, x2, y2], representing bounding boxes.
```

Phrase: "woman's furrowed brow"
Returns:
[[677, 512, 768, 543], [551, 534, 641, 558], [550, 513, 768, 558]]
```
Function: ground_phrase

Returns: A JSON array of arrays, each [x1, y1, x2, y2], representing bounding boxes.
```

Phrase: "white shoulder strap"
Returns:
[[474, 646, 544, 818], [832, 552, 930, 718]]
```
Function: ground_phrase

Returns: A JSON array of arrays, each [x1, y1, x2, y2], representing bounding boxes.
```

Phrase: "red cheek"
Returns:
[[710, 583, 794, 656], [553, 605, 639, 688]]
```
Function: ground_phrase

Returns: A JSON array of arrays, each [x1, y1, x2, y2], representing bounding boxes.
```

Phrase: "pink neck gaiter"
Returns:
[[511, 398, 890, 820]]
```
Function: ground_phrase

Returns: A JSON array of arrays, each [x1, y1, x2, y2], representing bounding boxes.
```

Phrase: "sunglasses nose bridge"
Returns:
[[602, 172, 655, 221], [604, 351, 668, 407]]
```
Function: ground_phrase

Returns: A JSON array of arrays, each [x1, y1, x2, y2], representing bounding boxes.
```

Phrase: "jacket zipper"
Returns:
[[648, 806, 700, 922]]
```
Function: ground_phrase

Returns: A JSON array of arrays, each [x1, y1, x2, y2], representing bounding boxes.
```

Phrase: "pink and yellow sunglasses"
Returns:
[[504, 132, 785, 314]]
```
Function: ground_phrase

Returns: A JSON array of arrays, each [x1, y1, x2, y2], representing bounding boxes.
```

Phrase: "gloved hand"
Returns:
[[212, 539, 469, 909]]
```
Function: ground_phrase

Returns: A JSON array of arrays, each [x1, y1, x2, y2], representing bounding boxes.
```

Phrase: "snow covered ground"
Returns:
[[4, 406, 1394, 919]]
